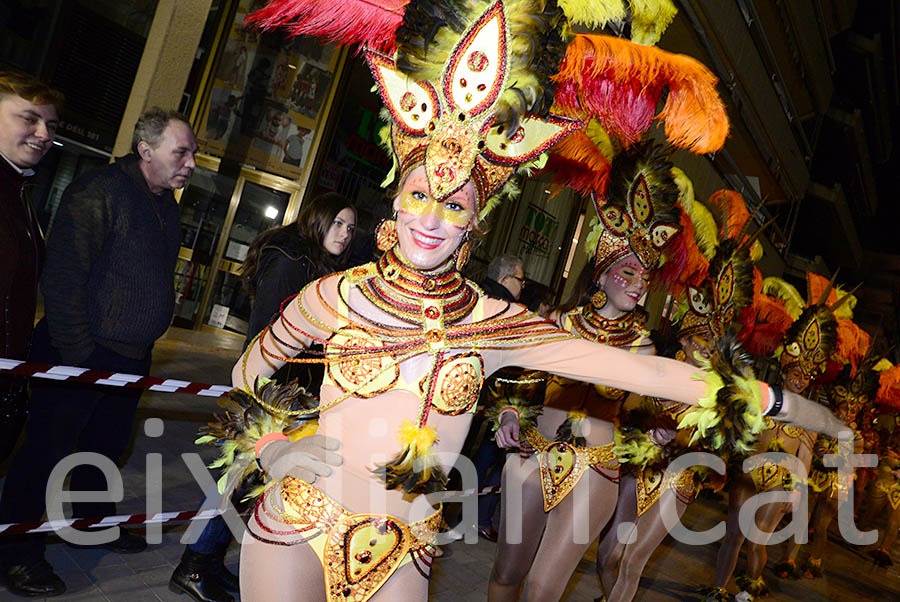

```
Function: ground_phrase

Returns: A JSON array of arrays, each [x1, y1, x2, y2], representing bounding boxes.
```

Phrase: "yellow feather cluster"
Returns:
[[397, 419, 438, 451], [585, 119, 616, 161], [628, 0, 678, 45], [672, 168, 717, 260], [584, 215, 602, 258], [762, 277, 804, 320], [558, 0, 626, 29], [614, 428, 665, 469]]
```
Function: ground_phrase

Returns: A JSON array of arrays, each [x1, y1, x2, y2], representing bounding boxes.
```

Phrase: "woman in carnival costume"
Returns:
[[594, 189, 764, 602], [857, 367, 900, 568], [709, 273, 852, 600], [488, 141, 694, 601], [201, 1, 846, 601], [776, 324, 878, 580]]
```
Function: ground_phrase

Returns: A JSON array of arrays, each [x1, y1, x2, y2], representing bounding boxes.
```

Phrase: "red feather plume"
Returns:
[[246, 0, 407, 53]]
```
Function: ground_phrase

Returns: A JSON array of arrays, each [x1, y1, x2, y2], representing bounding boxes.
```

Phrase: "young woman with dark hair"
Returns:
[[242, 192, 357, 346]]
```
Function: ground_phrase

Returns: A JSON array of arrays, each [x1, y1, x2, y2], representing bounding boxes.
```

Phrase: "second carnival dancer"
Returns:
[[708, 273, 853, 599], [594, 189, 764, 602], [201, 2, 847, 602], [779, 342, 877, 579]]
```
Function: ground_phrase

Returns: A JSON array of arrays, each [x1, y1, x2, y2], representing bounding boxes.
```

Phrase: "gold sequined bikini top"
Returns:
[[319, 263, 488, 415]]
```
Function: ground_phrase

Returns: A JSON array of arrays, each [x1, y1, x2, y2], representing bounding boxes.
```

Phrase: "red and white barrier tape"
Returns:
[[0, 359, 231, 397], [0, 509, 225, 536], [0, 488, 504, 536]]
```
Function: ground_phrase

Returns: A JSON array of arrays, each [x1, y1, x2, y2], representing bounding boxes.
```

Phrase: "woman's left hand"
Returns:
[[495, 411, 521, 449]]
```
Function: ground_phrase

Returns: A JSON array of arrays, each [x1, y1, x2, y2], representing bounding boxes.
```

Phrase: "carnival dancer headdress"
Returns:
[[676, 190, 762, 342], [759, 273, 860, 383], [248, 0, 730, 219]]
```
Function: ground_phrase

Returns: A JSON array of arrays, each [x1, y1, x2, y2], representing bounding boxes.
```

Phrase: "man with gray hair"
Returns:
[[483, 253, 525, 302], [0, 108, 197, 597]]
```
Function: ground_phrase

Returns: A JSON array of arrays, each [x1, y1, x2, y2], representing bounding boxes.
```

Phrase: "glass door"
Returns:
[[199, 178, 293, 334], [173, 159, 236, 328]]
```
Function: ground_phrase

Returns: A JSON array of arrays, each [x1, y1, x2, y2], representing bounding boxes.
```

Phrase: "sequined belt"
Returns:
[[252, 477, 443, 602], [524, 427, 618, 512]]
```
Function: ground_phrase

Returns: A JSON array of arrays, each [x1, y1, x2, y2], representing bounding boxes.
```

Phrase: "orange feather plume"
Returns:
[[543, 130, 612, 195], [552, 34, 729, 153], [835, 318, 871, 375], [877, 365, 900, 409]]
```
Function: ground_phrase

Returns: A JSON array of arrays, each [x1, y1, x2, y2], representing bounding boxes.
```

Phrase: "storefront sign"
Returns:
[[519, 203, 559, 257]]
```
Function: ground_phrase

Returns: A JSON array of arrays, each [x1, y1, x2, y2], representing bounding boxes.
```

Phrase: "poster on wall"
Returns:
[[197, 0, 338, 179]]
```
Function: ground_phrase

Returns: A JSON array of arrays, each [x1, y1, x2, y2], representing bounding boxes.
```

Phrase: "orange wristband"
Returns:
[[255, 432, 289, 457]]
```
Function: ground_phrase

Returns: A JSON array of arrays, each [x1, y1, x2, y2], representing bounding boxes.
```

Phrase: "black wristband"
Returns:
[[765, 385, 784, 417]]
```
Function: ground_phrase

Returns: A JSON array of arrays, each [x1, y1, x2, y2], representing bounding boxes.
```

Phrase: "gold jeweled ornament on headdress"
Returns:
[[590, 175, 680, 278], [366, 1, 581, 215], [678, 242, 754, 341]]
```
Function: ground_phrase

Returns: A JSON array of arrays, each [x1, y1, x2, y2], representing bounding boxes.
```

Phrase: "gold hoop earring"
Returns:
[[375, 214, 398, 252]]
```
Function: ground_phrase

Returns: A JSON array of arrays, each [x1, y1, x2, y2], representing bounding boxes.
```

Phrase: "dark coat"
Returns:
[[40, 154, 182, 364], [0, 157, 44, 392], [244, 236, 316, 347], [479, 277, 517, 303]]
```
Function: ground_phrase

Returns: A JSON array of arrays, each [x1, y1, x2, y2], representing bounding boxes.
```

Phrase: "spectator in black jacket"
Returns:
[[0, 108, 197, 597], [0, 72, 62, 463], [168, 191, 356, 602]]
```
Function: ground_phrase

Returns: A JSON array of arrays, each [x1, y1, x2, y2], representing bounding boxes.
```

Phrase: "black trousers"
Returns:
[[0, 319, 150, 566]]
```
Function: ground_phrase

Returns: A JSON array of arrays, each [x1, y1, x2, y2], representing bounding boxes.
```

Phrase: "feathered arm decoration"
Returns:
[[552, 34, 729, 152], [246, 0, 408, 53], [677, 333, 766, 455], [196, 379, 320, 502]]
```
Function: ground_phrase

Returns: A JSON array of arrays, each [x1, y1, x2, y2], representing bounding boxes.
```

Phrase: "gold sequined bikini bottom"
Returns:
[[634, 467, 696, 517], [250, 476, 443, 602], [524, 428, 618, 512], [875, 476, 900, 510]]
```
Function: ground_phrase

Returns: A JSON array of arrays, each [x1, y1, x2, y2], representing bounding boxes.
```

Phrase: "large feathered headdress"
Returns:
[[247, 0, 730, 217], [676, 190, 760, 341], [761, 273, 858, 381]]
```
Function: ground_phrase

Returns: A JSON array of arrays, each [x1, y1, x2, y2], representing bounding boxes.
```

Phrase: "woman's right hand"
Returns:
[[258, 435, 342, 483]]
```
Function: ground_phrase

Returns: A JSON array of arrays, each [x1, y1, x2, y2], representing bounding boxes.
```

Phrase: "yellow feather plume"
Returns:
[[761, 277, 804, 320], [671, 170, 717, 261], [874, 358, 893, 372], [584, 119, 616, 161], [628, 0, 678, 45], [558, 0, 626, 29]]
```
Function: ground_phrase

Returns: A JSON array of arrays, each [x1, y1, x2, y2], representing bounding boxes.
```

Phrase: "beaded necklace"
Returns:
[[358, 247, 478, 326], [567, 302, 648, 347]]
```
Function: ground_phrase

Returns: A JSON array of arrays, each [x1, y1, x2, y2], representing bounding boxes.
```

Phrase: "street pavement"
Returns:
[[1, 327, 898, 601]]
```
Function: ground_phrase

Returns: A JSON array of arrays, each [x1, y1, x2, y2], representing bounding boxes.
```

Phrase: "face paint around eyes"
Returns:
[[398, 190, 473, 228]]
